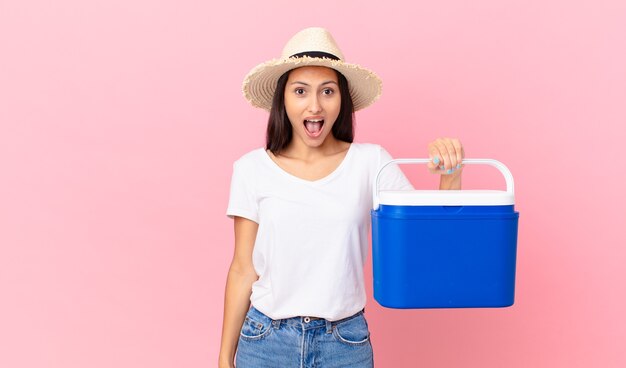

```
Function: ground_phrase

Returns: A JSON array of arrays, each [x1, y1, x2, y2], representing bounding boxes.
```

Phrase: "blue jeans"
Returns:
[[235, 305, 374, 367]]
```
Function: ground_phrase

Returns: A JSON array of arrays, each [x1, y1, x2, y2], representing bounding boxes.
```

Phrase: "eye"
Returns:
[[322, 88, 334, 95], [294, 88, 305, 95]]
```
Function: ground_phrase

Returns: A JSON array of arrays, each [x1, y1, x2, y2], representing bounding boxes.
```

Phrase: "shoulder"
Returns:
[[235, 147, 267, 164], [351, 142, 381, 153], [350, 142, 387, 159], [233, 147, 266, 167]]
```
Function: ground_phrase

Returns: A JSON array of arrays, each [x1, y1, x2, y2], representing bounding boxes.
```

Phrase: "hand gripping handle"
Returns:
[[373, 158, 515, 210]]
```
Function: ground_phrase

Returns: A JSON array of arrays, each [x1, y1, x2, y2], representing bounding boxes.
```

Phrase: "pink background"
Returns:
[[1, 1, 625, 367]]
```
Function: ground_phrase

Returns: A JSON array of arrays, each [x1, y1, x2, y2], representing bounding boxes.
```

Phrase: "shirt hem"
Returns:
[[226, 208, 259, 223]]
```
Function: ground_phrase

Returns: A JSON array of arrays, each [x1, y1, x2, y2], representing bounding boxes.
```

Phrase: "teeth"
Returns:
[[305, 119, 323, 123]]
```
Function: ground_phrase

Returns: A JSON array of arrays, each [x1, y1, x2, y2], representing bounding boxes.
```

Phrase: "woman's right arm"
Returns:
[[218, 216, 259, 368]]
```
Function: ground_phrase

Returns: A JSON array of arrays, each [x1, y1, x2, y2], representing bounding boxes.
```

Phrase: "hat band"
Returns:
[[289, 51, 340, 60]]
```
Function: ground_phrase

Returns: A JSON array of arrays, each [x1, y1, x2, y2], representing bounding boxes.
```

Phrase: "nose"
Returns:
[[308, 95, 322, 114]]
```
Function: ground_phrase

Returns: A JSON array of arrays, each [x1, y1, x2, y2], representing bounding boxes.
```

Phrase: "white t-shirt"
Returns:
[[226, 142, 413, 321]]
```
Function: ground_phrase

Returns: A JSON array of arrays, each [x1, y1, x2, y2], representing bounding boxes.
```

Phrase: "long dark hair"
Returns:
[[266, 68, 355, 154]]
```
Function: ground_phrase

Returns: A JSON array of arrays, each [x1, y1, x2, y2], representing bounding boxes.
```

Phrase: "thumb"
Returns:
[[427, 154, 440, 171]]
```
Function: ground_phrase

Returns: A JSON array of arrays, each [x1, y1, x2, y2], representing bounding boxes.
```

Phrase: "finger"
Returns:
[[426, 155, 437, 171], [426, 159, 437, 171], [435, 138, 453, 171], [428, 144, 445, 172], [451, 138, 464, 169], [441, 138, 459, 169], [427, 146, 435, 169]]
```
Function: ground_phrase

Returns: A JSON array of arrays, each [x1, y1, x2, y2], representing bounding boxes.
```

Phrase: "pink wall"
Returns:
[[1, 1, 625, 367]]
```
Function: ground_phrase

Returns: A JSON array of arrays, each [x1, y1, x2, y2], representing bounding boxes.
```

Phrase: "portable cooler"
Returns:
[[371, 158, 519, 308]]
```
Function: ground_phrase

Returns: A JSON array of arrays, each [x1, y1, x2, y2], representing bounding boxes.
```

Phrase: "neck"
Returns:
[[282, 136, 346, 161]]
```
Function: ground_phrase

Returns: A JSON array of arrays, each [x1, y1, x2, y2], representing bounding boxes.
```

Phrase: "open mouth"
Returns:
[[304, 119, 324, 137]]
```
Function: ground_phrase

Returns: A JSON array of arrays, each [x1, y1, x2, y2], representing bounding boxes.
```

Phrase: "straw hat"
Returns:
[[242, 27, 382, 111]]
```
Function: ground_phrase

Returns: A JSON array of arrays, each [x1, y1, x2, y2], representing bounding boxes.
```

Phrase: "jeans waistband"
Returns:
[[248, 305, 365, 332]]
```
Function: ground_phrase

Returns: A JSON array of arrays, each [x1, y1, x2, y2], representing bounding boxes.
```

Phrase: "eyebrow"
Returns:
[[289, 80, 338, 86]]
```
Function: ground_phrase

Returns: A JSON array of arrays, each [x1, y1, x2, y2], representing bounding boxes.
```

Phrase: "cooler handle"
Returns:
[[373, 158, 515, 210]]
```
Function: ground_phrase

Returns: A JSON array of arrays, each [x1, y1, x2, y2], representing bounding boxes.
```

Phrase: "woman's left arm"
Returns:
[[426, 137, 465, 190]]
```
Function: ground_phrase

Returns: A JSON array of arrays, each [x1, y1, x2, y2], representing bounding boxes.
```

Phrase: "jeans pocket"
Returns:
[[240, 315, 273, 341], [332, 314, 371, 346]]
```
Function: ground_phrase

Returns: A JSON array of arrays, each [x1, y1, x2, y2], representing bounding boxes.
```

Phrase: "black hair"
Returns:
[[266, 68, 355, 154]]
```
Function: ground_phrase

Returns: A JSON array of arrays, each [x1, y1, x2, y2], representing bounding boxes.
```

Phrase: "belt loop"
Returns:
[[272, 318, 281, 329], [325, 319, 332, 334]]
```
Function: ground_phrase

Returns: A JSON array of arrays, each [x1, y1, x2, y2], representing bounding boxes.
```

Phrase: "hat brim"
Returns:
[[242, 56, 382, 112]]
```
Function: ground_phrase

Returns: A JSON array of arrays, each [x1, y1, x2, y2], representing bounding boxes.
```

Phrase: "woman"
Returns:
[[218, 27, 464, 368]]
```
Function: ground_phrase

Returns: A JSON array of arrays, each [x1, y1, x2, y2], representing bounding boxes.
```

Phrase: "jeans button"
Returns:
[[304, 317, 310, 323]]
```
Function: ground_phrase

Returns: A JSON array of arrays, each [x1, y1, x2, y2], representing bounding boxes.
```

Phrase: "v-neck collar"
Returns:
[[262, 144, 354, 185]]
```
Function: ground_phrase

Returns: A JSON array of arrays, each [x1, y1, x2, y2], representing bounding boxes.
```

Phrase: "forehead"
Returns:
[[287, 66, 338, 82]]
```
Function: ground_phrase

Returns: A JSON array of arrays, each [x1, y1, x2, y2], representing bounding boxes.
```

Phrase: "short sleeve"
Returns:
[[226, 160, 259, 223], [377, 146, 415, 191]]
